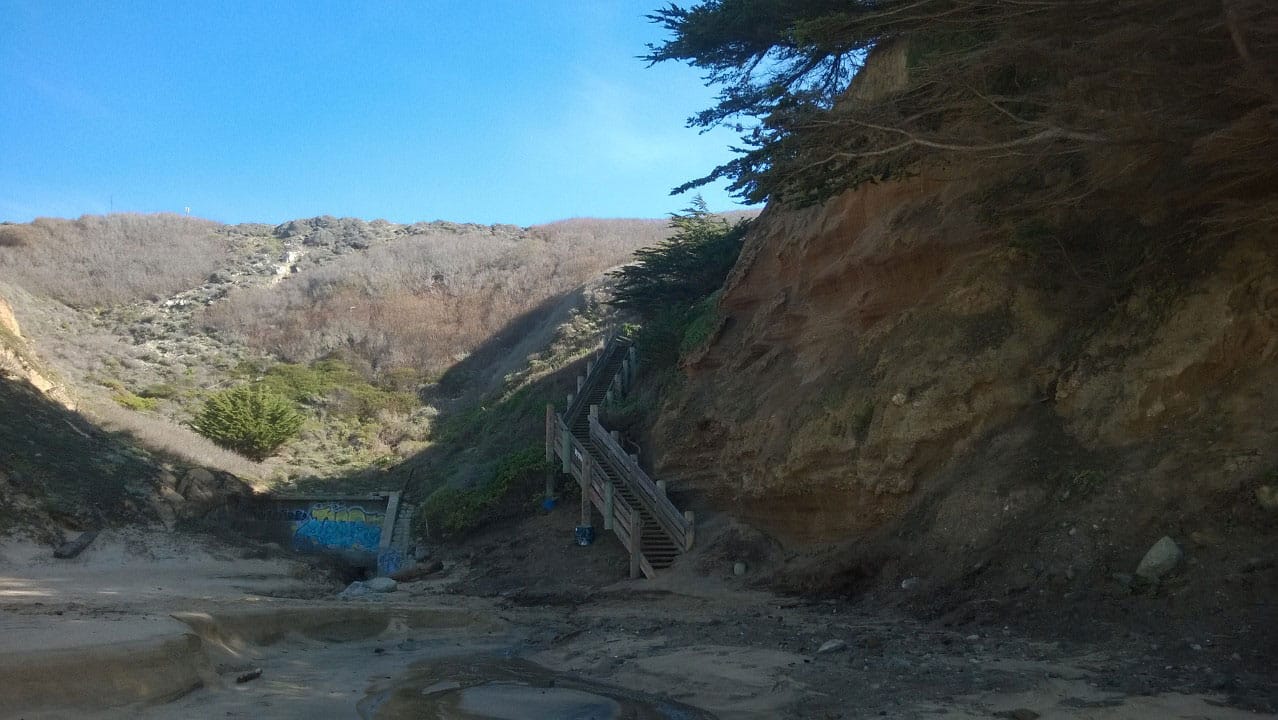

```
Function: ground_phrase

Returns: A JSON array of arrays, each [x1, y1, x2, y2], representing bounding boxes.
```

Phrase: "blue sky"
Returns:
[[0, 1, 755, 225]]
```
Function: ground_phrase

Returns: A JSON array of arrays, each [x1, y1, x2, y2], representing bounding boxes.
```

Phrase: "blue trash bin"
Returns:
[[574, 525, 595, 546]]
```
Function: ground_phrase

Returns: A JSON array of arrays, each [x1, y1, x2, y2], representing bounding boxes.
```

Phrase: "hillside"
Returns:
[[0, 213, 670, 489], [3, 3, 1277, 717], [0, 299, 251, 538]]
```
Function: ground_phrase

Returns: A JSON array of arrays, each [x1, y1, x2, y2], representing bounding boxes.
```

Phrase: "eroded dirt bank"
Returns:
[[644, 169, 1278, 665], [1, 521, 1274, 719]]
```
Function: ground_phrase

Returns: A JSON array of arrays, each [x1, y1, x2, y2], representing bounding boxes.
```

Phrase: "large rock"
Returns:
[[339, 581, 370, 600], [171, 467, 250, 521], [339, 577, 397, 600], [816, 639, 847, 654], [177, 468, 216, 501], [1136, 536, 1183, 581]]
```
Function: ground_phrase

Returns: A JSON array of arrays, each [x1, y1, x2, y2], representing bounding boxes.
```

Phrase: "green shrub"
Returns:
[[610, 199, 748, 376], [191, 384, 304, 461], [248, 359, 418, 420], [679, 292, 721, 356], [112, 391, 157, 412], [418, 447, 549, 538], [609, 198, 748, 318], [137, 383, 179, 399]]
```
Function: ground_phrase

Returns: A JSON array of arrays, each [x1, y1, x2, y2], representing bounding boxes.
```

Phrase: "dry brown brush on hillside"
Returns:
[[200, 218, 670, 377], [0, 214, 228, 307]]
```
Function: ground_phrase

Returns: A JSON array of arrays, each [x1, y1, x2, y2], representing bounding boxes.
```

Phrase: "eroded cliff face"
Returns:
[[650, 173, 1278, 590], [0, 295, 72, 407]]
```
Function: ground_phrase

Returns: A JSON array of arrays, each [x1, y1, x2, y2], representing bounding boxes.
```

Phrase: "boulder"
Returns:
[[173, 467, 251, 520], [365, 577, 398, 593], [53, 530, 99, 559], [339, 581, 370, 600], [1136, 536, 1183, 581], [177, 468, 216, 501], [816, 639, 847, 654]]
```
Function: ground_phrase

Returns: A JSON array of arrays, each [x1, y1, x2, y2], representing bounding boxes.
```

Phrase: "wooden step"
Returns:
[[561, 343, 687, 577]]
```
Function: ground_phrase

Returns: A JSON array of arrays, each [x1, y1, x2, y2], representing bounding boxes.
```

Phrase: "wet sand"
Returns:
[[0, 529, 1273, 720]]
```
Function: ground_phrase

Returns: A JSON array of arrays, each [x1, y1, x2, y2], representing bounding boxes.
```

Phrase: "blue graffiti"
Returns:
[[291, 503, 383, 553], [377, 548, 403, 576], [275, 508, 309, 522]]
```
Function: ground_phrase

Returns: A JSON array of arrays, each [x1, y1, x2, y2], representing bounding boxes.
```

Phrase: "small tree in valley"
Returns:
[[191, 385, 304, 461]]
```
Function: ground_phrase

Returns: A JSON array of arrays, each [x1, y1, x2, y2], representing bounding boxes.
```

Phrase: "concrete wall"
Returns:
[[222, 492, 408, 574]]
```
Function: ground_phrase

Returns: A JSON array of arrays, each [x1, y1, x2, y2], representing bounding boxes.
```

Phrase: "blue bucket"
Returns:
[[541, 497, 558, 511], [574, 525, 595, 546]]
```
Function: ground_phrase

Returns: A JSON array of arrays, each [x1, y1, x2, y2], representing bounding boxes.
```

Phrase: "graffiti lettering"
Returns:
[[291, 503, 383, 553]]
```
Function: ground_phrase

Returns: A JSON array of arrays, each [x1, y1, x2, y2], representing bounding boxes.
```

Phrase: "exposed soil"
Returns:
[[5, 513, 1271, 719]]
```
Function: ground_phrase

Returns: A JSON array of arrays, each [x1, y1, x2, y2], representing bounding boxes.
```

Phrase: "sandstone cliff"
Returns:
[[0, 295, 72, 408], [649, 166, 1278, 619]]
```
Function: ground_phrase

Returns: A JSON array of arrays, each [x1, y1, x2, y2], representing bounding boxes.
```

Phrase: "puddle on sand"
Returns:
[[358, 655, 715, 720]]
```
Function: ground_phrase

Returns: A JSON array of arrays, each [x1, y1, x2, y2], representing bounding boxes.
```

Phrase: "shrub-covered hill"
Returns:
[[0, 213, 674, 482]]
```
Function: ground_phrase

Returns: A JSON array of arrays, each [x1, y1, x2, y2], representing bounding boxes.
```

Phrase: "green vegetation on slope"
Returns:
[[610, 200, 749, 378], [386, 286, 615, 540], [191, 384, 305, 461], [417, 447, 550, 539], [249, 359, 419, 420], [1, 214, 679, 483]]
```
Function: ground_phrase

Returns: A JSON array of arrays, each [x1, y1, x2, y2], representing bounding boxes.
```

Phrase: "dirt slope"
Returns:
[[647, 163, 1278, 654]]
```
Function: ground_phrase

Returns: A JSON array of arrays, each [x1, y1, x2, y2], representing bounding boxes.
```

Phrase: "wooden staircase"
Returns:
[[547, 333, 694, 578]]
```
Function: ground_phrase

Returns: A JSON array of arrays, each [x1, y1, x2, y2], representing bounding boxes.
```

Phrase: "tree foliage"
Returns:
[[609, 198, 749, 318], [191, 385, 304, 461], [648, 0, 1278, 239]]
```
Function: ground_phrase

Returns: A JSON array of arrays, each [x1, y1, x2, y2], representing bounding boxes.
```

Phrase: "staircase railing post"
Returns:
[[629, 508, 643, 579], [603, 482, 614, 530], [577, 375, 584, 392], [560, 430, 571, 475], [544, 404, 554, 463], [580, 453, 593, 525], [545, 404, 556, 501], [684, 510, 695, 550]]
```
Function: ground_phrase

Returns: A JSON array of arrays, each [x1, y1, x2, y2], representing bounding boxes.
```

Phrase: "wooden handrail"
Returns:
[[551, 414, 655, 577], [563, 335, 631, 425], [545, 331, 692, 578], [588, 415, 691, 550]]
